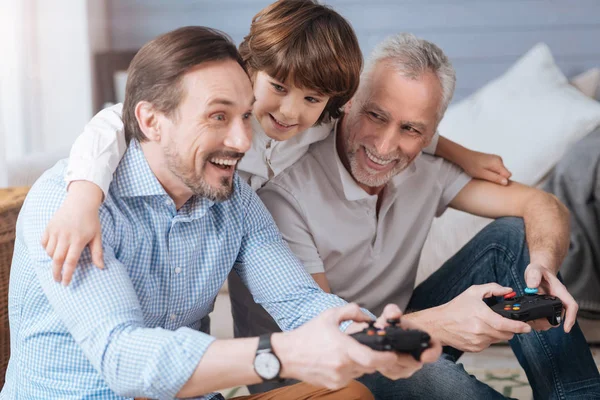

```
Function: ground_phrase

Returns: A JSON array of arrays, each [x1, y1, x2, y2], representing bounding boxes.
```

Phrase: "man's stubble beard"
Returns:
[[164, 142, 235, 202]]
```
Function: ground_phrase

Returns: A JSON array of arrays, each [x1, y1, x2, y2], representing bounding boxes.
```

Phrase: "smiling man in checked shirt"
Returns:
[[1, 27, 442, 399]]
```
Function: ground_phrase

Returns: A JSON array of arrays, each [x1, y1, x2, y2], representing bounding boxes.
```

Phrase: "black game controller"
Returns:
[[490, 288, 563, 326], [350, 318, 431, 361]]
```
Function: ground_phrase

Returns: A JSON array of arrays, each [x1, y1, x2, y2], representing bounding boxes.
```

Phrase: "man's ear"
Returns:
[[346, 98, 353, 110], [135, 101, 161, 142]]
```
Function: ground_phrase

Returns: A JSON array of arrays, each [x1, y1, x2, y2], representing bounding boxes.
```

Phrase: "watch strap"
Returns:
[[257, 333, 273, 353]]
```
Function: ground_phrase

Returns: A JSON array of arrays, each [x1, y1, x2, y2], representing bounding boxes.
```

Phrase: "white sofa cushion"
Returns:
[[417, 44, 600, 284]]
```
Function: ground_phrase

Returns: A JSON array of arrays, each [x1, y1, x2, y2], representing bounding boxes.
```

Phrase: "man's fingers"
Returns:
[[381, 304, 402, 320], [485, 309, 532, 334], [539, 273, 578, 332], [376, 352, 422, 380], [483, 322, 517, 342], [551, 282, 578, 333], [332, 303, 371, 325], [527, 319, 554, 331], [346, 338, 394, 372], [471, 283, 513, 299], [90, 233, 105, 269], [374, 304, 402, 328], [350, 366, 374, 379], [525, 265, 543, 289], [420, 338, 442, 364], [392, 352, 421, 371]]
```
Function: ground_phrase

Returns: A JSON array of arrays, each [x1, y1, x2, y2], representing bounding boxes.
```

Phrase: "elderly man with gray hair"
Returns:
[[230, 33, 600, 398]]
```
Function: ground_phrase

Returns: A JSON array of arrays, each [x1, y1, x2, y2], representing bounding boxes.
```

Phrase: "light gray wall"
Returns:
[[107, 0, 600, 101]]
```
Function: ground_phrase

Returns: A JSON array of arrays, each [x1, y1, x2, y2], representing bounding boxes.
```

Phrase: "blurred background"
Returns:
[[1, 1, 599, 396], [1, 0, 599, 188]]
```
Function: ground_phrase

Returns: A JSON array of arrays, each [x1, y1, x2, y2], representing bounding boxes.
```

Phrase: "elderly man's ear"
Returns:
[[344, 98, 353, 112], [135, 101, 162, 142]]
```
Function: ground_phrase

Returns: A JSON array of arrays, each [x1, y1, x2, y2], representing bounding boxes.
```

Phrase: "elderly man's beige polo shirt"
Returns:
[[258, 127, 471, 315]]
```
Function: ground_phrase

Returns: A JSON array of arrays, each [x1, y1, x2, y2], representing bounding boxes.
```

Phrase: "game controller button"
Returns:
[[556, 316, 562, 324], [504, 306, 512, 310], [377, 331, 386, 336], [524, 287, 538, 295], [503, 291, 517, 299], [512, 306, 521, 310], [513, 303, 521, 307], [367, 330, 376, 336]]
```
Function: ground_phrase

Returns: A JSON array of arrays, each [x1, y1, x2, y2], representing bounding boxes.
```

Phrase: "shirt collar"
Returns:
[[252, 116, 272, 146], [112, 140, 216, 217], [325, 119, 417, 202], [113, 140, 168, 198]]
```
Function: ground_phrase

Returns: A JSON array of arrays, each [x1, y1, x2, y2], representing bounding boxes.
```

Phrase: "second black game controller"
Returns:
[[350, 318, 431, 361], [490, 288, 563, 326]]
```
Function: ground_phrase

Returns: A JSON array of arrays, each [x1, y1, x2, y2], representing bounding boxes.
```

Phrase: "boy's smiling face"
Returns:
[[252, 71, 331, 141]]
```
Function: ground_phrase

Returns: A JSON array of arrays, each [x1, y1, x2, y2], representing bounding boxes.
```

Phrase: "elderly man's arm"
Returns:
[[449, 180, 570, 275]]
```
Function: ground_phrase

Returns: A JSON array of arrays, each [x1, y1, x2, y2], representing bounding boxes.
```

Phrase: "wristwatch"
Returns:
[[253, 334, 282, 382]]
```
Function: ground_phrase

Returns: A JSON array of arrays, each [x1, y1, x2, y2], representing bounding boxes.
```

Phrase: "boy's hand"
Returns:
[[459, 149, 512, 186], [41, 181, 105, 286]]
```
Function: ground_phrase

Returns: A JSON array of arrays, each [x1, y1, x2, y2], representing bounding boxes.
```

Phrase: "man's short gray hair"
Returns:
[[363, 33, 456, 121]]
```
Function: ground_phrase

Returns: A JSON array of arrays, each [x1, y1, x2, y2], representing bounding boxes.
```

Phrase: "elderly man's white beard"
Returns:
[[347, 144, 411, 188]]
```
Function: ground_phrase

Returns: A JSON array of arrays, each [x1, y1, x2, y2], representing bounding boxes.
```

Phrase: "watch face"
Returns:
[[254, 352, 281, 380]]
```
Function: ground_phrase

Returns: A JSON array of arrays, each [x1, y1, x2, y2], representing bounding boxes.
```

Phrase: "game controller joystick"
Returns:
[[350, 318, 431, 361], [491, 288, 563, 326]]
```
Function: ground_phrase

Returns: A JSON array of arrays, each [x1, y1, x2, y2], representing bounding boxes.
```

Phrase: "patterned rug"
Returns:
[[470, 363, 600, 400], [469, 367, 533, 399]]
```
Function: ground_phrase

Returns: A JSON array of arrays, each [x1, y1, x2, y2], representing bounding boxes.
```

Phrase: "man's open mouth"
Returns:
[[209, 157, 239, 170], [364, 147, 395, 166]]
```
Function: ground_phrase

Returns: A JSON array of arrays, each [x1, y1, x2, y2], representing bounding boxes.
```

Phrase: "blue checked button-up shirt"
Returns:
[[2, 140, 348, 399]]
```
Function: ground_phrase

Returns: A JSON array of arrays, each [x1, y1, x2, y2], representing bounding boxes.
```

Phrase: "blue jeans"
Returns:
[[358, 217, 600, 400]]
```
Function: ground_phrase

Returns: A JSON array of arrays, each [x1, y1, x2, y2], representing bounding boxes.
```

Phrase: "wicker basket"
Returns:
[[0, 187, 29, 388]]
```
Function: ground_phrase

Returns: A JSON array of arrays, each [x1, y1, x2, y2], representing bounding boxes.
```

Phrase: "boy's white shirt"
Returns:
[[65, 103, 439, 195]]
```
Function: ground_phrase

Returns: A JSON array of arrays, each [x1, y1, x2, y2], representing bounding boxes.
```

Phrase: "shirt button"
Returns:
[[170, 314, 177, 321], [164, 199, 172, 206], [174, 267, 182, 274]]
